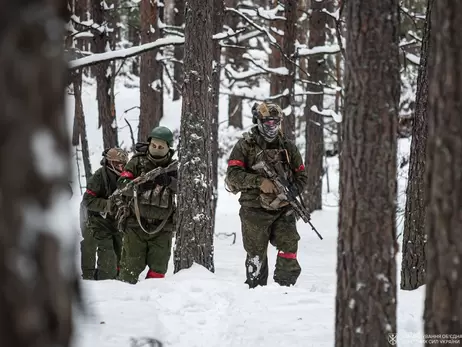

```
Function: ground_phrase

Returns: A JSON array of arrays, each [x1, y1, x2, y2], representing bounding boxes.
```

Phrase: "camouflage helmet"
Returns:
[[148, 126, 174, 147], [252, 102, 283, 124], [105, 147, 129, 164]]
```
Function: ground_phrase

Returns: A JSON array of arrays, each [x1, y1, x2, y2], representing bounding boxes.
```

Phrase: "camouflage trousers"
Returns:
[[239, 206, 301, 288], [86, 218, 123, 281], [80, 224, 98, 280], [118, 226, 173, 284]]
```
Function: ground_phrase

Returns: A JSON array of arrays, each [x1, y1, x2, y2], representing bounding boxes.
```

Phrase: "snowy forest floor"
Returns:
[[68, 81, 424, 347], [71, 159, 424, 347]]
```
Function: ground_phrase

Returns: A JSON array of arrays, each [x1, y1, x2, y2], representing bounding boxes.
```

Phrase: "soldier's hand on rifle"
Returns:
[[260, 178, 277, 194], [104, 198, 117, 215], [138, 181, 156, 192], [153, 173, 172, 187]]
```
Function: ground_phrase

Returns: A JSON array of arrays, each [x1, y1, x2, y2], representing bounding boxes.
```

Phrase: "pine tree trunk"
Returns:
[[279, 0, 296, 141], [0, 2, 79, 346], [138, 0, 164, 141], [335, 0, 400, 346], [174, 0, 215, 273], [93, 1, 118, 148], [210, 0, 224, 235], [424, 0, 462, 341], [302, 0, 330, 212], [226, 0, 243, 129], [72, 71, 93, 180], [173, 0, 185, 101], [400, 0, 433, 291], [269, 5, 283, 98]]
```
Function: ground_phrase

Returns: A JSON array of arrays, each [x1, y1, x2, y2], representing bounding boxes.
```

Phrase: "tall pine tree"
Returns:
[[335, 0, 400, 345]]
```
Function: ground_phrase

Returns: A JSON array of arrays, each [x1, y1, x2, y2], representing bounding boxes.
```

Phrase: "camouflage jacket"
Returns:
[[226, 126, 308, 209], [117, 152, 177, 229], [82, 166, 118, 229]]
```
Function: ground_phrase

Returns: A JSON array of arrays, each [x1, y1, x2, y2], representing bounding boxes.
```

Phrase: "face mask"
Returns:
[[148, 138, 169, 158], [257, 118, 281, 142]]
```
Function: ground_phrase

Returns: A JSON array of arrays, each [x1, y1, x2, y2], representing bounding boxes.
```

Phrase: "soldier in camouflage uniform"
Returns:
[[117, 126, 177, 284], [81, 148, 129, 280], [225, 102, 308, 288]]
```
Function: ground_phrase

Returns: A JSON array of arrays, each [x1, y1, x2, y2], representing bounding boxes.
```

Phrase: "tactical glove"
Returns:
[[104, 199, 117, 215], [260, 178, 277, 194], [153, 173, 172, 186], [138, 181, 156, 192]]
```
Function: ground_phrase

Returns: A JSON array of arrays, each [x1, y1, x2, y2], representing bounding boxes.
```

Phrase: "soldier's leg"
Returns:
[[80, 224, 97, 280], [113, 233, 123, 275], [270, 212, 301, 286], [93, 228, 118, 280], [239, 207, 276, 288], [146, 230, 173, 278], [118, 227, 148, 284]]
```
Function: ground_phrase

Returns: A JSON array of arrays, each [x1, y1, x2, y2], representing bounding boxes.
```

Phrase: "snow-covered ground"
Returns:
[[68, 81, 424, 347]]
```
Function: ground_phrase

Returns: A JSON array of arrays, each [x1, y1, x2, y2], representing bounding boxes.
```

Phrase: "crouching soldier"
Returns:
[[82, 148, 129, 280], [225, 102, 308, 288], [117, 126, 177, 284]]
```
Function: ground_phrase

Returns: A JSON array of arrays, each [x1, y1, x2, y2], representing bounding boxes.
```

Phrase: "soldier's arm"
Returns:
[[82, 170, 109, 212], [226, 140, 262, 190], [168, 175, 178, 193], [288, 142, 308, 192], [117, 157, 140, 197]]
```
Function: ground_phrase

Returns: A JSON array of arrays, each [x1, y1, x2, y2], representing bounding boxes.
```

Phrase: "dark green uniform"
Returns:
[[226, 126, 308, 288], [80, 199, 98, 280], [82, 166, 122, 280], [117, 152, 177, 284]]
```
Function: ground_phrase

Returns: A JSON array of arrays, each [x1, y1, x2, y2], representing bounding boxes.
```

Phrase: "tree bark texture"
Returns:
[[0, 2, 79, 346], [92, 1, 118, 148], [400, 0, 433, 291], [279, 0, 297, 141], [138, 0, 164, 142], [225, 0, 244, 129], [269, 4, 283, 98], [71, 71, 92, 180], [423, 0, 462, 341], [335, 0, 400, 346], [210, 0, 225, 235], [302, 0, 331, 212], [173, 0, 185, 101], [174, 0, 215, 273]]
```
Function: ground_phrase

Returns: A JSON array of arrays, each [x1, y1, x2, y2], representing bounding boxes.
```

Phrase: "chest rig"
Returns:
[[247, 132, 294, 210], [137, 156, 174, 210]]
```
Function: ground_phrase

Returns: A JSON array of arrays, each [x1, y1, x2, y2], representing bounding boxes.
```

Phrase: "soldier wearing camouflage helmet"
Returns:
[[81, 147, 129, 280], [225, 102, 308, 288], [116, 126, 178, 284]]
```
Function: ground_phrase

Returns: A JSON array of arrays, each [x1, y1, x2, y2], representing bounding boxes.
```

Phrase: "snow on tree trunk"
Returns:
[[279, 0, 296, 141], [335, 0, 400, 346], [93, 0, 118, 148], [173, 0, 185, 101], [400, 0, 433, 291], [174, 0, 215, 273], [225, 0, 244, 130], [302, 0, 331, 213], [70, 0, 92, 181], [138, 0, 164, 142], [210, 0, 224, 235], [0, 1, 79, 346], [423, 0, 462, 339]]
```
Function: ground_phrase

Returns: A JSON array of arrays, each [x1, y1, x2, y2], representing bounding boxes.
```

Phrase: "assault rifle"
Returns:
[[109, 160, 178, 233], [111, 159, 178, 197], [252, 161, 323, 240]]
